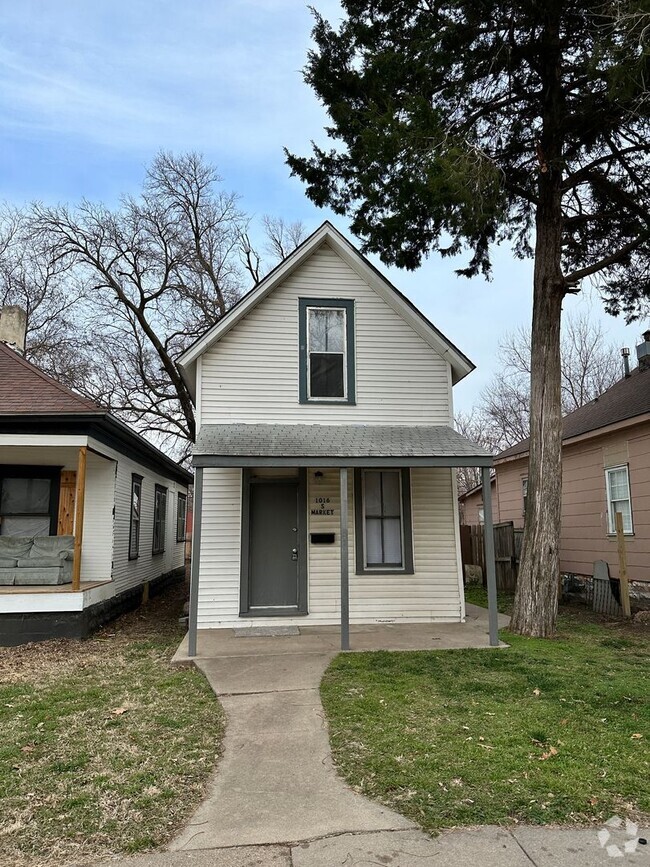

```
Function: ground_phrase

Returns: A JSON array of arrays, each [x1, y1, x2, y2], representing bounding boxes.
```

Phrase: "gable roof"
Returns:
[[0, 342, 192, 485], [496, 365, 650, 462], [0, 342, 103, 415], [177, 221, 475, 401]]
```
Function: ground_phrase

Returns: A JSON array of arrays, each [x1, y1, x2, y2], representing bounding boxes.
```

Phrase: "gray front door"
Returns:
[[249, 481, 299, 609]]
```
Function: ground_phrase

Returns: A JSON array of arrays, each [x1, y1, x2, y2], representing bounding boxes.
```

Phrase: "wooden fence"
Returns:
[[460, 522, 522, 591]]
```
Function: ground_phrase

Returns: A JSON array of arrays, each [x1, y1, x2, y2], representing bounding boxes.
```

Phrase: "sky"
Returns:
[[0, 0, 644, 413]]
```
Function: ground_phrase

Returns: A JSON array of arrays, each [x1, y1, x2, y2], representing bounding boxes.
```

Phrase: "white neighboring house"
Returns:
[[178, 222, 496, 652], [0, 313, 192, 645]]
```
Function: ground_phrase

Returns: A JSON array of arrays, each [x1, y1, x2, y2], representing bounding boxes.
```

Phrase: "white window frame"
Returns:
[[361, 469, 405, 571], [605, 465, 633, 535], [522, 477, 528, 517], [306, 305, 348, 402]]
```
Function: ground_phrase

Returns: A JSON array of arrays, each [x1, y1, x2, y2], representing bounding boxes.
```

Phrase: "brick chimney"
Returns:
[[0, 306, 27, 354], [636, 330, 650, 372]]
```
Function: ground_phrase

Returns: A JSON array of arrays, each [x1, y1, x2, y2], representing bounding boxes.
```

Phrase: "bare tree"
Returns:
[[26, 153, 306, 457], [239, 216, 308, 284], [479, 311, 622, 451], [454, 410, 502, 495], [0, 206, 88, 384]]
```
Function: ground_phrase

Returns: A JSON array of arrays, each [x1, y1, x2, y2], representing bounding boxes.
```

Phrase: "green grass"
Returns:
[[0, 583, 223, 867], [463, 584, 514, 614], [321, 608, 649, 832]]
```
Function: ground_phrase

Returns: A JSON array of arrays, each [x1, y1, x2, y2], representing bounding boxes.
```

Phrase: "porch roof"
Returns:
[[193, 423, 492, 468]]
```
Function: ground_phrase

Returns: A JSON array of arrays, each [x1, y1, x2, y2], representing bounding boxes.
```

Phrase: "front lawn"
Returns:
[[321, 609, 649, 831], [0, 582, 223, 867]]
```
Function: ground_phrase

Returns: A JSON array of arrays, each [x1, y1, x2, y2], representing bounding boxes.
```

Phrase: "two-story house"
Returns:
[[178, 222, 495, 652]]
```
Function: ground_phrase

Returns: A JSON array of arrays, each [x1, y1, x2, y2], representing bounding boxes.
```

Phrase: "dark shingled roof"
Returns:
[[194, 423, 492, 467], [496, 366, 650, 462], [0, 341, 103, 415]]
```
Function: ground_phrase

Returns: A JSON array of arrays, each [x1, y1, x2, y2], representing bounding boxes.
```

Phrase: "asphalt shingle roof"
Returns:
[[496, 366, 650, 461], [194, 423, 492, 466], [0, 342, 103, 415]]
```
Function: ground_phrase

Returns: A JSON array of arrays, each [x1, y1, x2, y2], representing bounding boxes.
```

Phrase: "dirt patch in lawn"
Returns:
[[0, 581, 223, 867]]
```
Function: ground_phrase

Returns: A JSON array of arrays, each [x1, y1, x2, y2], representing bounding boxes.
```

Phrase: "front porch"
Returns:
[[0, 440, 114, 597], [174, 603, 509, 664], [187, 422, 501, 654]]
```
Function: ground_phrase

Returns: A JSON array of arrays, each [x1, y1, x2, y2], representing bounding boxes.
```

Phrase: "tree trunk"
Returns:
[[510, 7, 565, 637], [510, 241, 564, 637]]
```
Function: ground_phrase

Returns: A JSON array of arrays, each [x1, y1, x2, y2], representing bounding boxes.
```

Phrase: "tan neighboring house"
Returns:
[[482, 331, 650, 584], [459, 476, 496, 526]]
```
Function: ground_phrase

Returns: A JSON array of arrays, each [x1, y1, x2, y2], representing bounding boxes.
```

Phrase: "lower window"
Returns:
[[0, 466, 60, 536], [605, 465, 633, 534], [355, 469, 413, 574], [152, 485, 167, 554]]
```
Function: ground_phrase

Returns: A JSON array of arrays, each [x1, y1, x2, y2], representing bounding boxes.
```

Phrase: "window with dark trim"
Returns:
[[176, 492, 187, 542], [354, 469, 413, 574], [299, 298, 355, 404], [152, 484, 167, 554], [129, 474, 142, 559], [0, 465, 60, 537]]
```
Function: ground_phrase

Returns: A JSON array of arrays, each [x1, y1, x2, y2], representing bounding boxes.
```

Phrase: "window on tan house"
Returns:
[[522, 478, 528, 517], [605, 465, 633, 535]]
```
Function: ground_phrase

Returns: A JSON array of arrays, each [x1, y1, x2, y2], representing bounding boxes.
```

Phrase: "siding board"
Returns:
[[199, 244, 452, 427]]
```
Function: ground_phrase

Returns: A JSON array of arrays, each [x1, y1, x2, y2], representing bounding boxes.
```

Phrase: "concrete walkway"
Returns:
[[171, 650, 414, 849], [98, 825, 649, 866]]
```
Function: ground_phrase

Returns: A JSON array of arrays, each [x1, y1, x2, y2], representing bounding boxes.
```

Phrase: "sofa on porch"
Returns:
[[0, 536, 75, 586]]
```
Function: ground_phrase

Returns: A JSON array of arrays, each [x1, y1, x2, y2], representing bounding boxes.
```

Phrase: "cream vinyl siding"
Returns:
[[79, 451, 116, 581], [199, 243, 452, 427], [197, 468, 243, 628], [88, 438, 187, 594], [196, 466, 463, 627]]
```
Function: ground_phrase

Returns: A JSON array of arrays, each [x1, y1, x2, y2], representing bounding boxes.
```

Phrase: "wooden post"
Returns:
[[71, 446, 87, 592], [57, 470, 77, 535], [615, 511, 632, 618], [340, 467, 350, 651]]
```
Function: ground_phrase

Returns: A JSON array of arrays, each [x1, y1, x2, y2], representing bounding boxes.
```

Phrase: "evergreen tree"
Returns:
[[286, 0, 650, 637]]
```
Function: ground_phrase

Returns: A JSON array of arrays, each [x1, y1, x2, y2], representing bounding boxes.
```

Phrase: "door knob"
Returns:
[[291, 548, 298, 560]]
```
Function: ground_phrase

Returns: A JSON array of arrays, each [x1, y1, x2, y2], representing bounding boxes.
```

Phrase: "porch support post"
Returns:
[[71, 446, 87, 592], [482, 466, 499, 647], [188, 466, 203, 658], [340, 467, 350, 651]]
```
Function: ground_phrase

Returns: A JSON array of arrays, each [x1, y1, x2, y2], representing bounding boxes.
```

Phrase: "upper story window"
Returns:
[[299, 298, 355, 405], [605, 465, 633, 535]]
